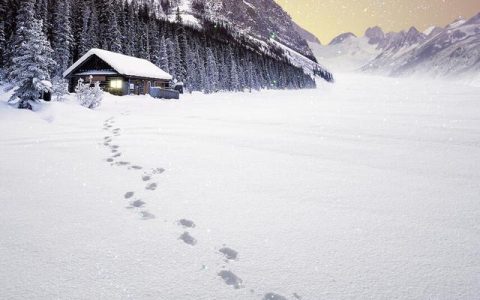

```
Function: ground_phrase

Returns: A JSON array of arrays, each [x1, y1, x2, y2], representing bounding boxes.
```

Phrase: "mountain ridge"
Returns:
[[311, 13, 480, 79]]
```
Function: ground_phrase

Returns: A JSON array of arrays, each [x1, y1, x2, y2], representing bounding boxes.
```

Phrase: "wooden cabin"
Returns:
[[63, 49, 178, 99]]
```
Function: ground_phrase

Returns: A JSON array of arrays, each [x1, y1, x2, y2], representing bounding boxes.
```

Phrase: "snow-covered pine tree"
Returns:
[[166, 37, 177, 79], [8, 17, 56, 110], [175, 8, 188, 82], [205, 48, 218, 93], [52, 0, 73, 74], [7, 0, 36, 83], [229, 48, 240, 91], [219, 50, 230, 91], [0, 0, 6, 75], [122, 0, 137, 56], [51, 0, 73, 100], [159, 36, 169, 73], [185, 45, 197, 93], [246, 59, 254, 92], [174, 36, 185, 81], [85, 0, 101, 53], [98, 0, 122, 52], [148, 20, 160, 64], [196, 47, 206, 92], [35, 0, 50, 34], [76, 2, 90, 57]]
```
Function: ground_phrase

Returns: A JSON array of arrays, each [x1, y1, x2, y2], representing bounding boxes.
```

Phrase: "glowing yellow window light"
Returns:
[[110, 79, 122, 89]]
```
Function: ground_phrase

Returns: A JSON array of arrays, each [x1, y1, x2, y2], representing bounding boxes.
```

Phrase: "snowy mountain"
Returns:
[[141, 0, 318, 62], [311, 12, 480, 80], [364, 13, 480, 79], [309, 30, 381, 72]]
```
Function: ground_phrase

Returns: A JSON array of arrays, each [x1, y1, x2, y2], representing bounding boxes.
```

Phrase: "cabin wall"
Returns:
[[67, 75, 172, 97]]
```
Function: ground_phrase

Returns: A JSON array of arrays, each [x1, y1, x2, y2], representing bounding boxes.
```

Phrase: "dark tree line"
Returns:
[[0, 0, 317, 95]]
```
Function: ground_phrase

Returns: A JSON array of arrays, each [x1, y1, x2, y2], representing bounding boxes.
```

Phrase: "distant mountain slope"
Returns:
[[144, 0, 317, 61], [363, 13, 480, 79], [309, 31, 380, 72], [133, 0, 334, 81], [293, 22, 321, 45], [311, 12, 480, 80]]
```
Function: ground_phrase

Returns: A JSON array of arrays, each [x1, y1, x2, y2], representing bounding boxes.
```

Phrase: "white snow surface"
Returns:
[[63, 48, 172, 80], [1, 74, 480, 299]]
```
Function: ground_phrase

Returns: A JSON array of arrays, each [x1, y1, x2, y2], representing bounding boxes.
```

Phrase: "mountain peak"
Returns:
[[365, 26, 385, 44], [407, 26, 420, 35], [329, 32, 357, 45]]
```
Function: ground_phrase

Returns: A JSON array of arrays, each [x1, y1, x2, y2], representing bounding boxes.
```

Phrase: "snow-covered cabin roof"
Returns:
[[63, 48, 172, 81]]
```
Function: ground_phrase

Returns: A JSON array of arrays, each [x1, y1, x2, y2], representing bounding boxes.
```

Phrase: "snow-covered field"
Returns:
[[1, 74, 479, 299]]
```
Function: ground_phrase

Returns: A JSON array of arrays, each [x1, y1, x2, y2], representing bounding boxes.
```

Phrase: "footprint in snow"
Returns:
[[218, 270, 243, 289], [110, 145, 119, 149], [293, 293, 302, 299], [145, 182, 157, 190], [124, 191, 134, 199], [152, 167, 165, 174], [130, 165, 143, 170], [142, 175, 151, 181], [113, 153, 122, 158], [263, 293, 287, 300], [140, 211, 155, 220], [129, 199, 145, 208], [111, 149, 118, 153], [219, 247, 238, 261], [106, 158, 114, 163], [179, 232, 197, 245], [115, 161, 130, 166], [178, 219, 196, 228]]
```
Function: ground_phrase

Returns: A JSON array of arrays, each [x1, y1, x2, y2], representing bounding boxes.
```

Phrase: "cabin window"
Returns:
[[110, 79, 123, 89]]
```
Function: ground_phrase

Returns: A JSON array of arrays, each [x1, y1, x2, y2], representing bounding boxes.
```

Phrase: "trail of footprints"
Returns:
[[103, 117, 156, 219], [102, 117, 301, 300]]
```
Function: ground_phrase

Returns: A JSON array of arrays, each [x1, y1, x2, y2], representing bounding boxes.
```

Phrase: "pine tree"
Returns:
[[195, 47, 206, 92], [205, 48, 218, 93], [185, 45, 196, 93], [35, 0, 50, 34], [85, 0, 100, 52], [52, 0, 73, 74], [229, 48, 240, 91], [0, 0, 6, 72], [7, 0, 37, 83], [245, 61, 255, 93], [149, 21, 161, 66], [98, 0, 122, 52], [166, 37, 176, 79], [77, 2, 91, 57], [175, 8, 188, 82], [9, 18, 56, 109], [122, 0, 136, 56], [159, 36, 169, 73]]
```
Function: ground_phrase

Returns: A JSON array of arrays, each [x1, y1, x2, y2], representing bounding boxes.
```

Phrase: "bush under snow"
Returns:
[[75, 78, 103, 109]]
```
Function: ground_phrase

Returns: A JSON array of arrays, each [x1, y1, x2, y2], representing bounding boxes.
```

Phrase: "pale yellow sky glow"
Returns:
[[275, 0, 480, 43]]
